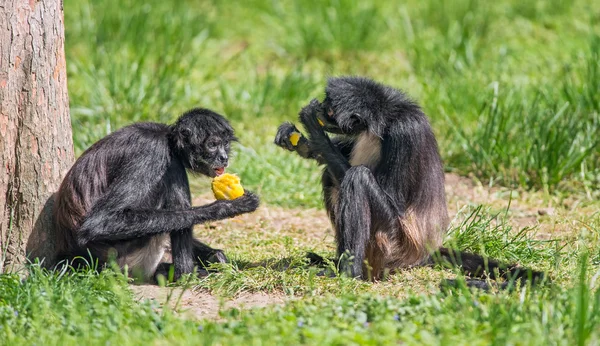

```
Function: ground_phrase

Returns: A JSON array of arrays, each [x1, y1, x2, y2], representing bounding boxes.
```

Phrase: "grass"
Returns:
[[64, 0, 600, 198], [0, 267, 193, 345], [3, 245, 600, 344], [444, 205, 560, 264], [446, 37, 600, 191], [7, 204, 598, 344], [2, 0, 600, 344]]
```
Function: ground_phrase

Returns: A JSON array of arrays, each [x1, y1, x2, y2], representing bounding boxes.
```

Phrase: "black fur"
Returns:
[[275, 76, 545, 287], [54, 108, 259, 281]]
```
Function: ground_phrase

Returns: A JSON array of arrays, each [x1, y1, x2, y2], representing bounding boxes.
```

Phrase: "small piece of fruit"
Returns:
[[212, 173, 245, 200], [289, 132, 302, 146], [318, 119, 325, 126]]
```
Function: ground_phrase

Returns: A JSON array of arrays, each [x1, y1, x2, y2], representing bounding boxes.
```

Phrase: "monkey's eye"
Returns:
[[327, 108, 334, 117], [206, 139, 219, 150]]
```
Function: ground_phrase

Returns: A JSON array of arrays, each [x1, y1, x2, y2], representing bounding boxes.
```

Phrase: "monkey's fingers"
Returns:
[[235, 190, 260, 213], [206, 250, 228, 265], [274, 122, 304, 151], [299, 99, 327, 137]]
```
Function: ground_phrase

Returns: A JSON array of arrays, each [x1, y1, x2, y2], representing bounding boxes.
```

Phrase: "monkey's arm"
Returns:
[[78, 195, 259, 247], [274, 121, 354, 166], [76, 161, 259, 247], [299, 99, 351, 183]]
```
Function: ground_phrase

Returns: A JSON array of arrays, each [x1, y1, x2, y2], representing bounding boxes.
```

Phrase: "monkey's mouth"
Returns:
[[214, 167, 225, 176]]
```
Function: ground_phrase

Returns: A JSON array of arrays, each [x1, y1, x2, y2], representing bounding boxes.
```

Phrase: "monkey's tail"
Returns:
[[430, 247, 546, 289]]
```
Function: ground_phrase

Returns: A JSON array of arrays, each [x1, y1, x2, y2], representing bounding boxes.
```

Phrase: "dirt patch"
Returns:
[[193, 194, 331, 238], [445, 173, 540, 226], [444, 173, 578, 237], [192, 193, 335, 254], [130, 284, 286, 320]]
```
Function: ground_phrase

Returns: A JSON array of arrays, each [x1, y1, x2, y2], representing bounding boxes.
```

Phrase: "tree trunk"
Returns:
[[0, 0, 74, 272]]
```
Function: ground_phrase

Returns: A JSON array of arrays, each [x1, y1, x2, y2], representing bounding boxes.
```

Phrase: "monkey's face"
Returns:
[[172, 109, 237, 178], [319, 96, 369, 136], [189, 133, 233, 177], [320, 76, 391, 136]]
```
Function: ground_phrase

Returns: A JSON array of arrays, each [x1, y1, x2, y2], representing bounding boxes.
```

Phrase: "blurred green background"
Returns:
[[65, 0, 599, 207]]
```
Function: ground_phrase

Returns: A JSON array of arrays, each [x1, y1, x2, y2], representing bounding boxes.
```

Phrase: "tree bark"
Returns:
[[0, 0, 74, 272]]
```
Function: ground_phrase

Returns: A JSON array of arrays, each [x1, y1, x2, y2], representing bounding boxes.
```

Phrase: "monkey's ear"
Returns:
[[178, 128, 193, 144], [350, 113, 365, 125], [170, 126, 192, 150]]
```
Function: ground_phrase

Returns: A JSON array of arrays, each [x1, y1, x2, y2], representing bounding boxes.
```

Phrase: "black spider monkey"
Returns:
[[275, 76, 544, 286], [53, 108, 260, 281]]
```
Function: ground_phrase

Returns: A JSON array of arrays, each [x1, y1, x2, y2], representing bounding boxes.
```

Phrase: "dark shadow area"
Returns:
[[233, 252, 334, 272], [219, 253, 338, 278], [26, 192, 59, 269]]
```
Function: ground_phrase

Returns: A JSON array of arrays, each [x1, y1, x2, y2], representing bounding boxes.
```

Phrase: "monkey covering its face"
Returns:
[[275, 76, 545, 288]]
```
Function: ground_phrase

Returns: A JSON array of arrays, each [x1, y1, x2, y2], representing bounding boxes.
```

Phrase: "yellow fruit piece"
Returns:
[[289, 132, 301, 146], [318, 119, 324, 126], [212, 173, 245, 200]]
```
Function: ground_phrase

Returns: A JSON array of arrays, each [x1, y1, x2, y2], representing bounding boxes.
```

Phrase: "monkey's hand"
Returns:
[[299, 99, 327, 139], [229, 191, 260, 214], [274, 122, 307, 151], [274, 121, 319, 161]]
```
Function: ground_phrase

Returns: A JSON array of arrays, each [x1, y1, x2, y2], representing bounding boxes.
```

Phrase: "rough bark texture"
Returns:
[[0, 0, 74, 272]]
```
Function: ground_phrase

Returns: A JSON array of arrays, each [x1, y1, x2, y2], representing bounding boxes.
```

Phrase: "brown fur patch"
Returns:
[[374, 231, 393, 258]]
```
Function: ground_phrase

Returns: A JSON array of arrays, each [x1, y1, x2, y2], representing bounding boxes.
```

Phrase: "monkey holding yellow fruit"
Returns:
[[289, 132, 302, 146], [288, 119, 323, 147], [212, 173, 245, 200]]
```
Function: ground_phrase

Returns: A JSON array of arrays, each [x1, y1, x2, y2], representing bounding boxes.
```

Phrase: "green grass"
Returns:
[[7, 208, 598, 345], [446, 36, 600, 191], [64, 0, 600, 200], [3, 245, 600, 345], [445, 205, 560, 264], [2, 0, 600, 344]]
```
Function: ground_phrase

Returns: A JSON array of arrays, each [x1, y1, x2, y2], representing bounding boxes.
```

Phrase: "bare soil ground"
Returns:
[[130, 173, 574, 320], [130, 284, 286, 320]]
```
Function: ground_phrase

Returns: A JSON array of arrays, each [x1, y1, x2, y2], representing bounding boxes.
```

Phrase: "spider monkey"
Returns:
[[53, 108, 260, 281], [275, 76, 544, 286]]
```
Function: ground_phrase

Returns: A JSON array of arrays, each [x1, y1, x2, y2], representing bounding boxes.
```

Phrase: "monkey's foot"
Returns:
[[206, 250, 228, 265]]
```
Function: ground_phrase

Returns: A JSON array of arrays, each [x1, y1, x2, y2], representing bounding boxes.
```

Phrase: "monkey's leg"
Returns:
[[191, 238, 228, 265], [336, 166, 401, 279], [322, 169, 339, 229], [305, 167, 347, 268], [154, 234, 228, 282], [153, 262, 172, 282], [170, 228, 195, 278], [162, 233, 227, 280]]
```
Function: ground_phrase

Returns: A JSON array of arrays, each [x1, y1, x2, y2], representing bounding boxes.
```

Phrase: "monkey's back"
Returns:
[[53, 122, 171, 254], [384, 111, 449, 268]]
